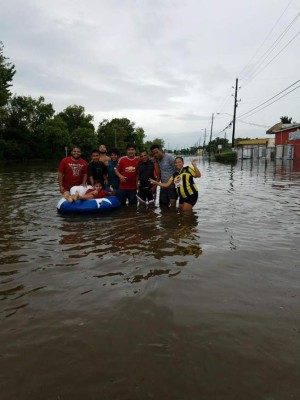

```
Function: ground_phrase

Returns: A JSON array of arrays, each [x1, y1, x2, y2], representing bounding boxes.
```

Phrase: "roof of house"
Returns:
[[235, 138, 269, 146], [266, 122, 300, 134]]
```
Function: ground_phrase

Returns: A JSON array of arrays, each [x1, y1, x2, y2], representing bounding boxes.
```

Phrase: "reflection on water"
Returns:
[[273, 159, 300, 183], [55, 207, 202, 290], [0, 159, 300, 400]]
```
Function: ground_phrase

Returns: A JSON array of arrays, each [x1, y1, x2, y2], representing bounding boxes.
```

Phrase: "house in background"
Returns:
[[234, 138, 275, 160], [266, 123, 300, 159]]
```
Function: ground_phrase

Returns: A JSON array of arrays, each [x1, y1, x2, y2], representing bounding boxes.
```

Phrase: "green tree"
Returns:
[[1, 139, 32, 160], [97, 118, 144, 153], [1, 95, 55, 159], [97, 119, 115, 149], [0, 42, 16, 108], [37, 116, 71, 158], [3, 95, 54, 132], [57, 105, 95, 133], [205, 137, 230, 154], [143, 138, 165, 153], [70, 127, 98, 158], [174, 148, 192, 155], [55, 105, 96, 159], [280, 116, 292, 123], [134, 127, 146, 151]]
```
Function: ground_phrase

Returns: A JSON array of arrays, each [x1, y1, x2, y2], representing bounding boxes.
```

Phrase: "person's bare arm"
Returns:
[[149, 178, 172, 188], [191, 159, 201, 177], [114, 168, 127, 182], [81, 173, 88, 186]]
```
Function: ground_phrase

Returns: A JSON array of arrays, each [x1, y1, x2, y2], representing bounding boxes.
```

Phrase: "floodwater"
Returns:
[[0, 158, 299, 400]]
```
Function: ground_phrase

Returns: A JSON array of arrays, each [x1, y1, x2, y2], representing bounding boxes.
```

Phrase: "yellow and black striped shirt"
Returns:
[[170, 166, 198, 198]]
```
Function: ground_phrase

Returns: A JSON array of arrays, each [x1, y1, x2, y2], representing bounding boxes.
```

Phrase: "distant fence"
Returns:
[[236, 143, 300, 160], [237, 145, 275, 160]]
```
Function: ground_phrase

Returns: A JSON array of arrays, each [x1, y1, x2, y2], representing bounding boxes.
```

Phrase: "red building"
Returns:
[[266, 123, 300, 159]]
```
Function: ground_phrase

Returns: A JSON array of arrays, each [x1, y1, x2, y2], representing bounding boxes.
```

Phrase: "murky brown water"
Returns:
[[0, 158, 299, 400]]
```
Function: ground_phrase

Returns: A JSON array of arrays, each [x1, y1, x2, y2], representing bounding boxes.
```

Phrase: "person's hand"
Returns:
[[190, 158, 197, 166], [81, 183, 87, 187]]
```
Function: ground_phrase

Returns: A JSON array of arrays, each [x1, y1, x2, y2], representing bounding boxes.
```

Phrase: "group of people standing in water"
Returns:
[[58, 143, 201, 211]]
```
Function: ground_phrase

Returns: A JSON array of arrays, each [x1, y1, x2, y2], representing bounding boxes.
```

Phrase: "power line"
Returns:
[[214, 122, 233, 139], [239, 79, 300, 118], [216, 8, 298, 120], [213, 81, 300, 136], [214, 118, 270, 138], [236, 119, 270, 128], [238, 0, 293, 79], [239, 83, 300, 119], [241, 12, 300, 82], [216, 84, 234, 114], [248, 29, 300, 81], [211, 4, 299, 144]]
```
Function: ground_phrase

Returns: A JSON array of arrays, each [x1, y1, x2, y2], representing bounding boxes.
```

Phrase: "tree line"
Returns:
[[3, 42, 290, 160], [0, 42, 165, 160]]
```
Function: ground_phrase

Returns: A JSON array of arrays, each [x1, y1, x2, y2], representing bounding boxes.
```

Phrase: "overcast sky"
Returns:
[[1, 0, 299, 148]]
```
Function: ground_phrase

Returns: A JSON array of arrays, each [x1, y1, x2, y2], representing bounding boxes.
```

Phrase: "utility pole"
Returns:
[[203, 128, 206, 148], [209, 113, 214, 158], [232, 78, 239, 148]]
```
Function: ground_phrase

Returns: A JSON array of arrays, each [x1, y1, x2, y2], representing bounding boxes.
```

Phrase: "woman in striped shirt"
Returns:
[[149, 157, 201, 211]]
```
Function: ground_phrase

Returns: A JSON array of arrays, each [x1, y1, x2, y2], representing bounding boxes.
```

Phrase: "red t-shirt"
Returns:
[[85, 189, 108, 199], [116, 156, 139, 190], [58, 157, 88, 191]]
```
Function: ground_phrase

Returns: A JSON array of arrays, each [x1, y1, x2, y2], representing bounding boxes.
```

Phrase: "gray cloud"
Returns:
[[1, 0, 299, 147]]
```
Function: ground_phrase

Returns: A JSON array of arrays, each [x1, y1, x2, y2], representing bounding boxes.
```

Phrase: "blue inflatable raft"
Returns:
[[57, 196, 120, 215]]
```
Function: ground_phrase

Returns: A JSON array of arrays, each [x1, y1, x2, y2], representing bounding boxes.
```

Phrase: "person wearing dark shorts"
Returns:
[[137, 150, 160, 205], [149, 157, 201, 212]]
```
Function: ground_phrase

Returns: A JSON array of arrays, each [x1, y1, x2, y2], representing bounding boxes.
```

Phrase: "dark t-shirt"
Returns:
[[88, 161, 107, 184], [138, 160, 156, 188]]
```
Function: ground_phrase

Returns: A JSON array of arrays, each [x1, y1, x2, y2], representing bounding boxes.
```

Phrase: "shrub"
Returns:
[[215, 151, 237, 164]]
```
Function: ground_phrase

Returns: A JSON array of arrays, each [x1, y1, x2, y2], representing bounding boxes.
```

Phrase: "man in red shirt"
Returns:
[[114, 144, 139, 205], [58, 146, 88, 197]]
